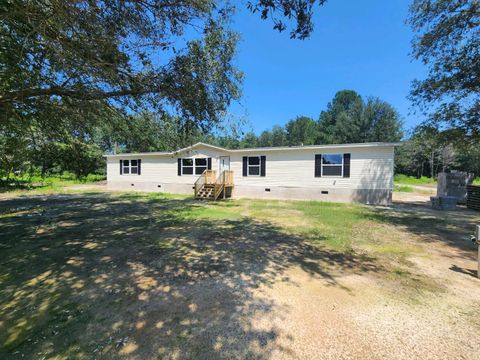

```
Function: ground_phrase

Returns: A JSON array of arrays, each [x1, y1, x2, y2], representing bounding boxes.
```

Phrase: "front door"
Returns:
[[219, 156, 230, 173]]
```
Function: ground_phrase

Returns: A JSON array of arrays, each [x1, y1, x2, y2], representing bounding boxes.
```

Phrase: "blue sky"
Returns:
[[228, 0, 427, 135]]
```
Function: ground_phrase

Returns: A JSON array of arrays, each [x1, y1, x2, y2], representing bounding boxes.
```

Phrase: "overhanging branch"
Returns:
[[0, 86, 156, 103]]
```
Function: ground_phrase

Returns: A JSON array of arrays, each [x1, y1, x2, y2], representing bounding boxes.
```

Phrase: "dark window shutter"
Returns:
[[260, 156, 266, 177], [315, 154, 322, 177], [120, 160, 123, 175], [343, 153, 351, 178], [207, 157, 212, 170], [242, 156, 248, 176], [177, 158, 182, 176], [138, 159, 141, 175]]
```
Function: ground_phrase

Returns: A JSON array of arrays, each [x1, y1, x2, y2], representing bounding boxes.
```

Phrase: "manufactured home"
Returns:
[[105, 142, 399, 204]]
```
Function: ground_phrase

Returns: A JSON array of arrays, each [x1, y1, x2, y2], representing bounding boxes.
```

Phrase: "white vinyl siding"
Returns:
[[107, 144, 394, 190]]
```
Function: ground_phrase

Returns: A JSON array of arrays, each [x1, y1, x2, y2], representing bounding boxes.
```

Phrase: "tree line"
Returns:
[[209, 90, 403, 149], [1, 0, 478, 182], [1, 86, 479, 182]]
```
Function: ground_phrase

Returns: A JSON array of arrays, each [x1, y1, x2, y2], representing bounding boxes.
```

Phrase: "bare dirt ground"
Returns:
[[259, 206, 480, 360], [0, 191, 479, 359]]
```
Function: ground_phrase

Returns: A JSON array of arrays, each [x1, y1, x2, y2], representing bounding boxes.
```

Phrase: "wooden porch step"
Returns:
[[194, 170, 234, 200]]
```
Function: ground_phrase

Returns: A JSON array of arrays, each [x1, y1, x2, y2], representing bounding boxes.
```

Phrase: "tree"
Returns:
[[57, 141, 104, 178], [248, 0, 328, 39], [258, 130, 273, 147], [408, 0, 480, 138], [317, 90, 364, 144], [455, 141, 480, 176], [240, 132, 259, 148], [1, 1, 243, 134], [285, 116, 317, 146], [0, 123, 29, 182], [1, 0, 332, 135], [395, 125, 462, 178], [271, 125, 287, 146], [317, 90, 403, 144], [363, 98, 403, 142]]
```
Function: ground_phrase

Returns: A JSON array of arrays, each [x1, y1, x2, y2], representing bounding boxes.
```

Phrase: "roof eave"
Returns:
[[103, 141, 402, 157]]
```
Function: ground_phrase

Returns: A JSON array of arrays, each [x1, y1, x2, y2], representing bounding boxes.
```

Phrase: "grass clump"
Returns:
[[394, 184, 414, 192], [394, 174, 436, 185]]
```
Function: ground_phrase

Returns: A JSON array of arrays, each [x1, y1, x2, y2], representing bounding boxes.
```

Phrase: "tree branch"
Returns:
[[0, 86, 156, 103]]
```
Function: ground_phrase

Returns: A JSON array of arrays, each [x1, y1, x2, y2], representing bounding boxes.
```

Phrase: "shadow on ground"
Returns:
[[0, 193, 379, 359], [370, 201, 480, 255]]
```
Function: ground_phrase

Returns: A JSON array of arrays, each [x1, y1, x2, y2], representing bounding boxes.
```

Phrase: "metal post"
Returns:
[[476, 225, 480, 279]]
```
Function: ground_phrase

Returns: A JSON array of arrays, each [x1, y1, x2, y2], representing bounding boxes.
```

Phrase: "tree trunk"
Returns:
[[431, 151, 435, 179]]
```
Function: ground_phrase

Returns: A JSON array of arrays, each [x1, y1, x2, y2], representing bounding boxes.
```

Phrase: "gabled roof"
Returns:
[[104, 141, 402, 158]]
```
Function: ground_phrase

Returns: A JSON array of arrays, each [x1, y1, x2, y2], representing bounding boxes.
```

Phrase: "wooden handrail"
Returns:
[[213, 171, 224, 200], [194, 171, 205, 198], [204, 170, 216, 184], [223, 170, 234, 185], [194, 170, 217, 197], [213, 170, 235, 200], [195, 169, 234, 200]]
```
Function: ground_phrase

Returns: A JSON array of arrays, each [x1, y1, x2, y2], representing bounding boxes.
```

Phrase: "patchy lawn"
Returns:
[[0, 192, 479, 359]]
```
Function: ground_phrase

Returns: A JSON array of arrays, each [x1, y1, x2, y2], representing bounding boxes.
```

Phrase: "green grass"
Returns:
[[394, 174, 436, 185], [0, 172, 105, 194], [395, 173, 480, 187], [243, 199, 372, 250], [393, 184, 415, 192]]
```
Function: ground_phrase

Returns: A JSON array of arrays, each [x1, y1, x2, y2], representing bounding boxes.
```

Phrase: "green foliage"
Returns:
[[409, 0, 480, 138], [248, 0, 328, 39], [317, 90, 364, 144], [317, 90, 403, 144], [270, 125, 287, 146], [0, 0, 245, 182], [240, 132, 259, 148], [1, 172, 105, 193], [57, 141, 104, 178], [223, 90, 403, 150], [395, 125, 480, 178], [258, 130, 273, 147], [285, 116, 317, 145], [1, 1, 242, 131], [394, 174, 436, 185]]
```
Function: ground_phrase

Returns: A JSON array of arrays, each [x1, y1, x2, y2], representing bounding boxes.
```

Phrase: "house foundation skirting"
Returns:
[[107, 181, 392, 205]]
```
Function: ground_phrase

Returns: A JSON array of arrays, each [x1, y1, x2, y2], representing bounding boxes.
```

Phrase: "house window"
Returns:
[[121, 159, 141, 175], [247, 156, 260, 176], [181, 158, 207, 175], [322, 154, 343, 176], [195, 158, 207, 175], [123, 160, 139, 174], [182, 159, 194, 175], [130, 160, 138, 174]]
